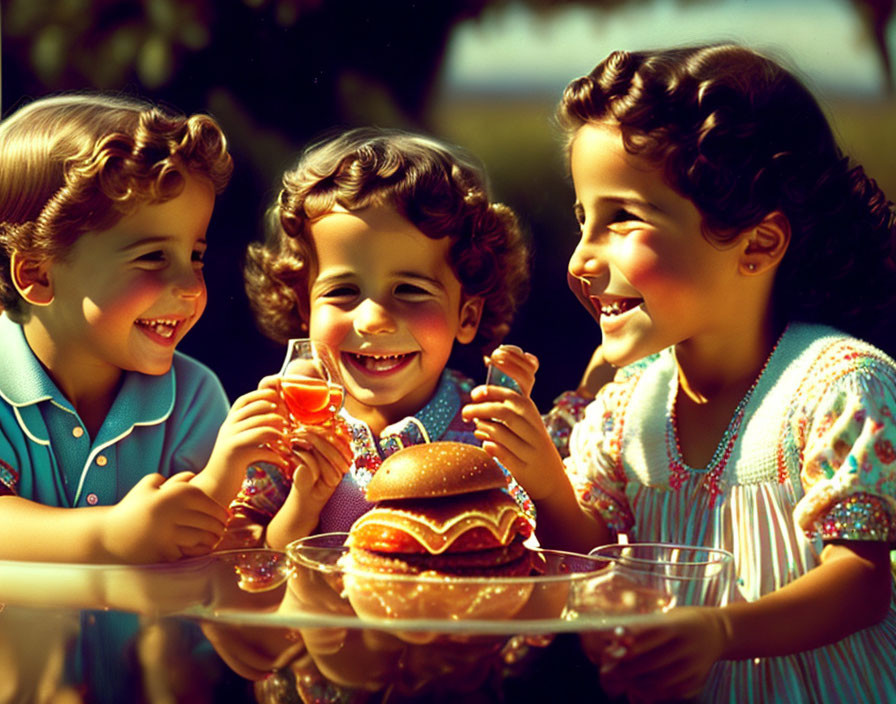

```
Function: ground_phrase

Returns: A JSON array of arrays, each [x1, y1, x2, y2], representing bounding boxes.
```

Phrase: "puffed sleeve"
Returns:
[[565, 376, 637, 538], [542, 390, 593, 458], [794, 360, 896, 543]]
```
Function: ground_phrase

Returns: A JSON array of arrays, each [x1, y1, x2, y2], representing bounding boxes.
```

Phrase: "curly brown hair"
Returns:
[[558, 44, 896, 354], [244, 126, 530, 352], [0, 92, 232, 322]]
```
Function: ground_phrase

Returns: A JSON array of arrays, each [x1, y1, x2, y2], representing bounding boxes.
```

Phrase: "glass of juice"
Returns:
[[279, 339, 345, 426]]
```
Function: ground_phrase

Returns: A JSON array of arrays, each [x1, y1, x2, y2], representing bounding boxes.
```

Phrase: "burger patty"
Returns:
[[347, 537, 535, 577]]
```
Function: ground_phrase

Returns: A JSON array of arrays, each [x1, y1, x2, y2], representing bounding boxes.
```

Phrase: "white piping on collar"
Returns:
[[71, 374, 177, 506], [12, 406, 50, 446]]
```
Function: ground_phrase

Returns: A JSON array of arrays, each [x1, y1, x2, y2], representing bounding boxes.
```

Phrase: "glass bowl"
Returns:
[[581, 542, 735, 613], [285, 532, 613, 632]]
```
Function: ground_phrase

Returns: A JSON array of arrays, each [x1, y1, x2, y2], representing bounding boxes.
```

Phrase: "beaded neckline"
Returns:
[[667, 326, 788, 503]]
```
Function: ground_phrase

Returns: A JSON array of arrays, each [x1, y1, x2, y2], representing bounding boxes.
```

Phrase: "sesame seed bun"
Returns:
[[365, 441, 506, 502]]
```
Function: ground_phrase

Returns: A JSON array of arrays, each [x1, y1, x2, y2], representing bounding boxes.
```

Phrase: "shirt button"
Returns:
[[72, 427, 84, 438], [86, 493, 98, 505], [96, 455, 107, 467]]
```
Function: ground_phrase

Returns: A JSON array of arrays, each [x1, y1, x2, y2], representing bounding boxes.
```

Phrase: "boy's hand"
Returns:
[[103, 472, 230, 563], [194, 376, 293, 506], [265, 421, 353, 549]]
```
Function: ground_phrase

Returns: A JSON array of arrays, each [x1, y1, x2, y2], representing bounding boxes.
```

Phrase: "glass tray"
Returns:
[[0, 537, 671, 636]]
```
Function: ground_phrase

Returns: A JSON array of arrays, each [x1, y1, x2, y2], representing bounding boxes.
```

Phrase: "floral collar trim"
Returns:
[[343, 369, 469, 485]]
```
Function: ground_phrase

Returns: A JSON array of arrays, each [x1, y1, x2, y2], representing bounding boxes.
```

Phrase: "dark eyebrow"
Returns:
[[118, 235, 206, 253], [313, 272, 354, 286], [602, 195, 666, 215], [394, 271, 445, 289]]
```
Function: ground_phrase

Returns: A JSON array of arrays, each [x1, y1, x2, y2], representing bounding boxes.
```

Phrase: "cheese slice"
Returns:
[[348, 490, 527, 555]]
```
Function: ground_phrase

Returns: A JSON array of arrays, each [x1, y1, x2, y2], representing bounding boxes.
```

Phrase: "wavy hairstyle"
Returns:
[[0, 92, 232, 322], [244, 126, 530, 352], [558, 44, 896, 354]]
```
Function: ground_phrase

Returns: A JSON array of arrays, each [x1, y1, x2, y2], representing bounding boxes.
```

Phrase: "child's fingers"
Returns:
[[292, 430, 351, 487], [463, 397, 544, 436], [173, 525, 223, 553], [232, 425, 291, 452], [161, 471, 195, 485], [291, 456, 324, 493], [466, 383, 528, 404], [177, 504, 230, 536], [230, 388, 281, 411], [472, 418, 530, 455], [472, 421, 531, 472], [257, 374, 282, 391], [228, 398, 285, 424], [490, 351, 539, 377], [488, 345, 539, 371], [179, 543, 214, 559], [293, 425, 354, 463], [251, 445, 292, 471], [163, 486, 231, 525]]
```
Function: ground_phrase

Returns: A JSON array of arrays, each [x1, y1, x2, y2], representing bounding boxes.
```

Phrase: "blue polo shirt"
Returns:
[[0, 313, 230, 701], [0, 313, 229, 505]]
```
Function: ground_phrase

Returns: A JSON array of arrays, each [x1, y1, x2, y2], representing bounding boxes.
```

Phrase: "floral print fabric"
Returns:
[[564, 323, 896, 703]]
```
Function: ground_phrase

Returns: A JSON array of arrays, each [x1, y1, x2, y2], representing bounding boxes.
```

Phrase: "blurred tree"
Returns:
[[850, 0, 895, 95], [1, 0, 893, 404]]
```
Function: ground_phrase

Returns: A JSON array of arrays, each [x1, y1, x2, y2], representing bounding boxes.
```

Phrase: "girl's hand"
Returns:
[[265, 421, 353, 548], [462, 383, 567, 503], [103, 471, 230, 562], [583, 606, 729, 702], [485, 344, 539, 396], [193, 377, 292, 506], [289, 422, 353, 513], [463, 350, 612, 552]]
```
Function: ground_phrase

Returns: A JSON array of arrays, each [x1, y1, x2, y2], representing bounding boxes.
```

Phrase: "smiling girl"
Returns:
[[233, 127, 532, 548], [463, 44, 896, 702]]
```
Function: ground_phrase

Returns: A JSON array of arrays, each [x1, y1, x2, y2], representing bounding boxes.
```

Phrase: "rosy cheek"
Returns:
[[84, 275, 163, 321], [308, 307, 349, 348], [403, 307, 454, 349], [619, 237, 684, 292]]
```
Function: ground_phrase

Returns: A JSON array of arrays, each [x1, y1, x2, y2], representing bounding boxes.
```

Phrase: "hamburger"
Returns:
[[339, 441, 539, 623]]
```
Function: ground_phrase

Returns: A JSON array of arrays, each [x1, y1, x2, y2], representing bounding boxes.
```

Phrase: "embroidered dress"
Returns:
[[567, 323, 896, 703], [231, 368, 534, 536]]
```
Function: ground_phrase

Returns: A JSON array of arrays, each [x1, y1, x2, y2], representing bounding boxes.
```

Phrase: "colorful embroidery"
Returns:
[[819, 492, 896, 542], [0, 458, 17, 496]]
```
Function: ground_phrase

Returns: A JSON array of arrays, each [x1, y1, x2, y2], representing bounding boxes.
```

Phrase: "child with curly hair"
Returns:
[[232, 126, 532, 549], [464, 44, 896, 702], [0, 91, 290, 700]]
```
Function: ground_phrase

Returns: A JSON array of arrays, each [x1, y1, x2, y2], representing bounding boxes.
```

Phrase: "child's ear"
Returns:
[[456, 296, 484, 344], [11, 252, 55, 306], [740, 211, 791, 276]]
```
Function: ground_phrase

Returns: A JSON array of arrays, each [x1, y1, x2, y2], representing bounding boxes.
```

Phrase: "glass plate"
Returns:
[[0, 538, 683, 635]]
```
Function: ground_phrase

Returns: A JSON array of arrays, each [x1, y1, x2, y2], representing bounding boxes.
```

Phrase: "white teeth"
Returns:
[[136, 318, 178, 338], [352, 352, 410, 372], [600, 300, 639, 316]]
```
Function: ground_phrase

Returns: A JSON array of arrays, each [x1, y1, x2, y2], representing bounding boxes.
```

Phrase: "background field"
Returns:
[[3, 0, 895, 410]]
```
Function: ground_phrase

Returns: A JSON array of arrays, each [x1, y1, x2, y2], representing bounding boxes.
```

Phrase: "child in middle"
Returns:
[[232, 126, 532, 549]]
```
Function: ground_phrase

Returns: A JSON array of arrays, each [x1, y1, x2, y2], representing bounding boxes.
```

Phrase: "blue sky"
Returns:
[[443, 0, 895, 97]]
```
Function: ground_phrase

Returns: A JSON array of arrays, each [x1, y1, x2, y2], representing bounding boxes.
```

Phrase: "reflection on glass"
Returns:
[[278, 338, 345, 427], [573, 542, 734, 617]]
